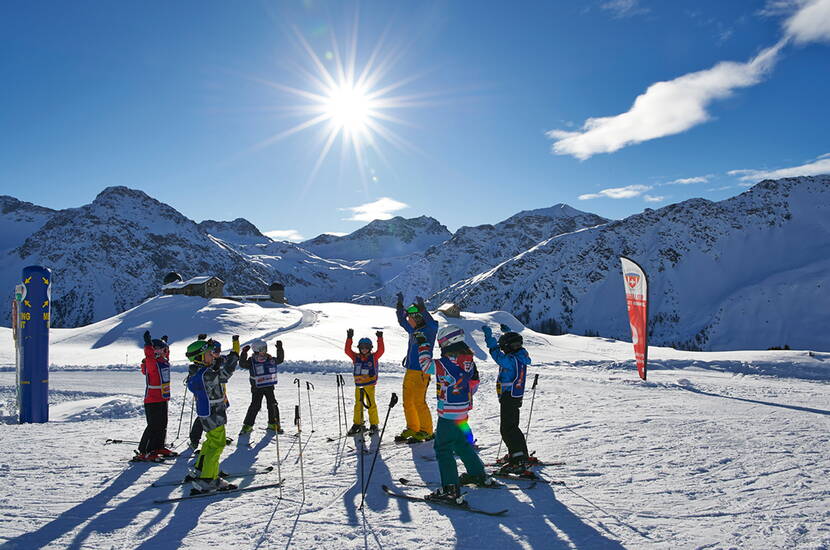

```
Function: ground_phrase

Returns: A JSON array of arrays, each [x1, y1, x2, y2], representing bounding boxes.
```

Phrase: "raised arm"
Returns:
[[344, 329, 357, 360], [374, 331, 385, 360], [275, 340, 284, 365]]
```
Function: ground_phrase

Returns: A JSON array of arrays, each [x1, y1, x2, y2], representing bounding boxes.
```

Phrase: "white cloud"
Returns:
[[341, 197, 408, 222], [757, 0, 802, 18], [643, 194, 666, 203], [785, 0, 830, 44], [578, 184, 651, 200], [664, 176, 711, 185], [600, 0, 649, 18], [265, 229, 305, 242], [728, 153, 830, 183], [548, 41, 785, 160]]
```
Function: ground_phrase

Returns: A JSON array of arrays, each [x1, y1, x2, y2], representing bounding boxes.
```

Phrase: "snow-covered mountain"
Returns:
[[0, 196, 56, 253], [300, 215, 451, 261], [355, 204, 610, 305], [0, 187, 376, 328], [197, 218, 271, 247], [432, 176, 830, 351]]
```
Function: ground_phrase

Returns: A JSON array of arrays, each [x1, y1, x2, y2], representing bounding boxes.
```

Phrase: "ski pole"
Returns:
[[294, 378, 305, 501], [524, 374, 540, 446], [360, 392, 398, 509], [359, 388, 367, 499], [305, 381, 315, 433], [104, 439, 141, 445], [338, 374, 348, 430], [495, 394, 504, 463], [274, 403, 283, 500], [335, 375, 343, 439], [173, 383, 188, 442]]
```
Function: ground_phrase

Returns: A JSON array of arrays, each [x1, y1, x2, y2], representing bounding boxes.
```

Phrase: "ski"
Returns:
[[382, 485, 508, 517], [397, 477, 536, 491], [486, 460, 566, 467], [151, 466, 274, 487], [489, 472, 565, 485], [153, 481, 284, 504]]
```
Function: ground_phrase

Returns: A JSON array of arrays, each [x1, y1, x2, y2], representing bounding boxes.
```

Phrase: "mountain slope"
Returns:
[[0, 196, 56, 253], [432, 176, 830, 351]]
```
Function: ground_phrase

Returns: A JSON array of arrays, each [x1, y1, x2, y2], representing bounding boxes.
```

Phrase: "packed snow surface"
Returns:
[[0, 299, 828, 549]]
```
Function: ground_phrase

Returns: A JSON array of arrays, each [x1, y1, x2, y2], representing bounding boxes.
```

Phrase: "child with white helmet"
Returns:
[[238, 339, 284, 435], [415, 324, 493, 505]]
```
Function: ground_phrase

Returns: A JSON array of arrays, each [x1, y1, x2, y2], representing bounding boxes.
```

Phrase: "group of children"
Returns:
[[135, 295, 533, 501]]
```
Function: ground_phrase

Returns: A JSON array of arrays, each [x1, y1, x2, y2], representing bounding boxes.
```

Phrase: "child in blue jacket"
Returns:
[[482, 324, 531, 474]]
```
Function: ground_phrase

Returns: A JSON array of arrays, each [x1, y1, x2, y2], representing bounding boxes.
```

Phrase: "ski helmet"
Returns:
[[186, 340, 210, 361], [406, 304, 425, 328], [498, 332, 523, 353], [437, 325, 465, 349], [357, 337, 373, 350], [151, 338, 168, 349], [251, 340, 268, 354]]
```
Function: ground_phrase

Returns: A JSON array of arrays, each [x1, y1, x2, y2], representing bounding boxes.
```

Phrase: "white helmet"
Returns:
[[251, 340, 268, 354], [437, 325, 465, 349]]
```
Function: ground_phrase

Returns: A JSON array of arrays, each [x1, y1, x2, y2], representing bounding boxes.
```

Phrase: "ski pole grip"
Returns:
[[389, 392, 399, 408], [306, 381, 314, 390], [294, 377, 300, 387], [531, 373, 539, 389]]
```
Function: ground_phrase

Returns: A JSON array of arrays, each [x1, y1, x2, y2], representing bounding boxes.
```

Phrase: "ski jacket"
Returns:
[[418, 343, 479, 420], [141, 345, 171, 404], [186, 351, 239, 431], [239, 347, 284, 388], [345, 336, 384, 387], [484, 333, 531, 399], [397, 303, 438, 373]]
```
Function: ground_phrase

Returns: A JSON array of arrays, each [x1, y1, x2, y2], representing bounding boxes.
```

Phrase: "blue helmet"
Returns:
[[357, 337, 373, 350]]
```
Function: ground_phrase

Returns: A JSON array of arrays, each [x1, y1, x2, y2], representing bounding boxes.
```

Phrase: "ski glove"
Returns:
[[161, 335, 168, 343], [232, 335, 239, 341], [499, 323, 511, 333], [347, 328, 354, 339], [396, 292, 404, 307], [376, 331, 383, 338], [241, 345, 251, 354], [481, 325, 493, 338], [415, 296, 426, 312], [198, 333, 208, 340], [143, 330, 152, 346], [275, 340, 283, 349], [414, 331, 427, 345]]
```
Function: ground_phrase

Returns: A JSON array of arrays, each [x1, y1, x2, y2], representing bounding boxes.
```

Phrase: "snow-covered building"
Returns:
[[437, 302, 461, 318], [161, 275, 224, 298]]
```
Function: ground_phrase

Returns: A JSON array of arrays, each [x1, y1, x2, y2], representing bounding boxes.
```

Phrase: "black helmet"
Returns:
[[151, 338, 168, 349], [498, 332, 523, 353]]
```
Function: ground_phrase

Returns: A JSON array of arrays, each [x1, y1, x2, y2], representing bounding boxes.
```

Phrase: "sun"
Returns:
[[249, 24, 434, 188], [324, 82, 373, 134]]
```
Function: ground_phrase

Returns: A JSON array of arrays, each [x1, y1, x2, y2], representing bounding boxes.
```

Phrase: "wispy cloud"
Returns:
[[341, 197, 408, 222], [728, 153, 830, 184], [265, 229, 305, 242], [664, 176, 711, 185], [600, 0, 650, 18], [548, 41, 785, 160], [784, 0, 830, 44], [757, 0, 802, 18], [579, 184, 652, 200], [643, 194, 666, 203]]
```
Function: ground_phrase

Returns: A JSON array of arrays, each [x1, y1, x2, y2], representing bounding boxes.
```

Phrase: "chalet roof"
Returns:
[[162, 275, 224, 290]]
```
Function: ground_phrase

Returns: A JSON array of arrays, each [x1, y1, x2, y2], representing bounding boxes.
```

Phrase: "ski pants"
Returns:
[[402, 370, 433, 434], [243, 385, 278, 427], [499, 394, 528, 459], [195, 425, 226, 480], [189, 418, 203, 446], [353, 385, 379, 426], [139, 401, 168, 453], [434, 417, 485, 487]]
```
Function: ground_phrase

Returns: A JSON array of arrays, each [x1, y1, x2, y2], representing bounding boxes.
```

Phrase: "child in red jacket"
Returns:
[[134, 330, 173, 462], [344, 329, 384, 436]]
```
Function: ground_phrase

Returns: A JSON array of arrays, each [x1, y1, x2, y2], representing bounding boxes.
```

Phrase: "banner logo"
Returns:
[[625, 273, 640, 290]]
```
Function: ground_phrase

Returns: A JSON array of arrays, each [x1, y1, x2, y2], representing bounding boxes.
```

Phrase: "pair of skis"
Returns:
[[382, 484, 507, 517]]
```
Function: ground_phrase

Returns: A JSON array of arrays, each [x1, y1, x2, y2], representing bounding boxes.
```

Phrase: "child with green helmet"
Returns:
[[185, 335, 240, 495]]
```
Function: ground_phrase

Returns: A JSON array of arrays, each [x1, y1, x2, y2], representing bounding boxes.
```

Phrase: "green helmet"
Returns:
[[186, 340, 209, 361]]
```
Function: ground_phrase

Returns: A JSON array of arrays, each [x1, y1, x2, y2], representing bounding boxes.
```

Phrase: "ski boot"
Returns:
[[130, 451, 164, 463], [154, 448, 178, 459], [408, 430, 432, 443], [394, 428, 417, 443], [189, 477, 217, 496], [458, 472, 497, 488], [497, 458, 537, 478], [216, 478, 238, 492], [239, 424, 254, 435], [424, 484, 466, 506], [267, 423, 284, 434], [347, 423, 366, 436], [368, 424, 379, 436]]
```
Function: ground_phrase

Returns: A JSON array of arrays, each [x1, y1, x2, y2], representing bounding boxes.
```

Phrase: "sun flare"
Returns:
[[324, 82, 373, 134]]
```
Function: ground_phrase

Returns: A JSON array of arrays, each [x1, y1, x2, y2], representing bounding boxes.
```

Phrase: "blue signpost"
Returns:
[[16, 266, 51, 423]]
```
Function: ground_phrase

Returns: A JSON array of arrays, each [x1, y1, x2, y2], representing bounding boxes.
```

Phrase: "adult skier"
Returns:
[[395, 293, 437, 443], [238, 340, 284, 435], [481, 325, 531, 473], [185, 336, 240, 494], [344, 329, 384, 436], [133, 330, 173, 462], [416, 324, 493, 505]]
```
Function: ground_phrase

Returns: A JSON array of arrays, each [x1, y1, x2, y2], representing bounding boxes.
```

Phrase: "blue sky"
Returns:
[[2, 0, 829, 240]]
